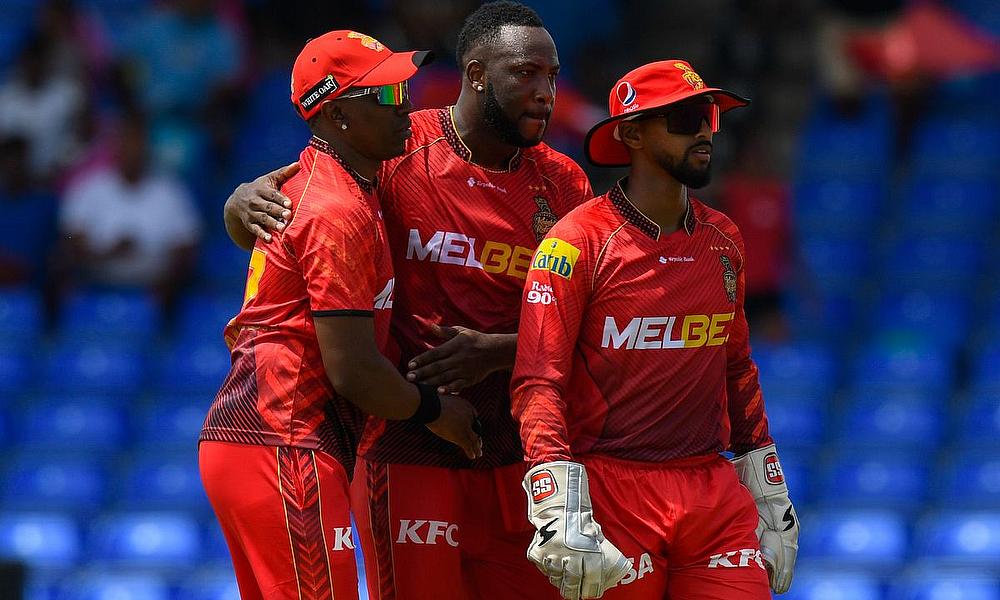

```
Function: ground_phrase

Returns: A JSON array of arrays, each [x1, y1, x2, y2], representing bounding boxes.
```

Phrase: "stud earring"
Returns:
[[475, 85, 484, 92], [341, 123, 348, 130]]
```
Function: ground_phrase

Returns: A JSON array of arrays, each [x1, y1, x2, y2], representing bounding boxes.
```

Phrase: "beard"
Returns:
[[659, 144, 712, 189], [481, 82, 538, 148]]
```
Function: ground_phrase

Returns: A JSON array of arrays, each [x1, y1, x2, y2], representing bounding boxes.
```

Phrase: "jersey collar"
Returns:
[[609, 178, 696, 240], [309, 136, 377, 194]]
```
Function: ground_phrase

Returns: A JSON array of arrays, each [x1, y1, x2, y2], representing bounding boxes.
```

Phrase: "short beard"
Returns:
[[662, 145, 712, 189], [481, 82, 536, 148]]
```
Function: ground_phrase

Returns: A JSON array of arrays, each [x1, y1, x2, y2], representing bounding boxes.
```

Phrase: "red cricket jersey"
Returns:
[[511, 180, 773, 465], [357, 107, 592, 468], [201, 137, 395, 475]]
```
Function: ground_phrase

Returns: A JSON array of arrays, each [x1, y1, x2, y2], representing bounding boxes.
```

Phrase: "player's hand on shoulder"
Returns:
[[407, 324, 511, 393], [425, 394, 483, 460], [226, 162, 298, 243]]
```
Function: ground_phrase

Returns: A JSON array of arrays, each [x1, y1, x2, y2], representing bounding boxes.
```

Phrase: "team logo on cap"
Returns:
[[674, 63, 705, 91], [347, 31, 385, 52], [616, 81, 637, 107]]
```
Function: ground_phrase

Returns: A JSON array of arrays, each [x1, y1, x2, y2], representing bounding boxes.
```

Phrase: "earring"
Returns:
[[341, 123, 348, 130], [475, 85, 484, 92]]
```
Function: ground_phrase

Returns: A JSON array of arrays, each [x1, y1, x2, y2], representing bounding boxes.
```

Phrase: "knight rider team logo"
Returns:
[[720, 256, 737, 303]]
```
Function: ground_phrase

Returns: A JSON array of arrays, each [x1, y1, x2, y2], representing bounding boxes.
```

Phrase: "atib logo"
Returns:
[[530, 470, 557, 503]]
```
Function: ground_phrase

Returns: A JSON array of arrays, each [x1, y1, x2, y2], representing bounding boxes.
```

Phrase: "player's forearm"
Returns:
[[726, 357, 773, 454], [512, 383, 574, 465], [324, 350, 420, 420], [224, 192, 256, 251], [487, 333, 518, 372]]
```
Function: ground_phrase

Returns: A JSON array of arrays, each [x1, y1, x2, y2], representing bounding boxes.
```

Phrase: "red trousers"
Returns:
[[199, 441, 360, 600], [584, 453, 771, 599], [351, 458, 560, 600]]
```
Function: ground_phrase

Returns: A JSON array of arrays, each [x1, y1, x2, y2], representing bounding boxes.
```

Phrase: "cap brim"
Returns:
[[584, 89, 750, 168], [355, 50, 434, 87]]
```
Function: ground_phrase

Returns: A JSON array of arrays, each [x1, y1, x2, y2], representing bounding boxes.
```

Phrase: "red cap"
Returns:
[[584, 60, 749, 167], [291, 30, 433, 120]]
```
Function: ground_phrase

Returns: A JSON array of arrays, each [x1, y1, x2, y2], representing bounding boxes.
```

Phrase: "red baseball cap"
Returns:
[[291, 30, 433, 120], [584, 60, 749, 167]]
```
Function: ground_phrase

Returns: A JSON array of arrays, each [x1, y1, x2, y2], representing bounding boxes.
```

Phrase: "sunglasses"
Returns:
[[338, 81, 409, 106], [638, 102, 720, 135]]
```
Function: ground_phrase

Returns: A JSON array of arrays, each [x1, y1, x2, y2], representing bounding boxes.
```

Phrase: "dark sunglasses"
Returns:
[[638, 102, 720, 135]]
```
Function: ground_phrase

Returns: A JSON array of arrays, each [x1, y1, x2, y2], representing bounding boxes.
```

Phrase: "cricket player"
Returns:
[[198, 31, 481, 600], [223, 3, 589, 598], [512, 60, 800, 599]]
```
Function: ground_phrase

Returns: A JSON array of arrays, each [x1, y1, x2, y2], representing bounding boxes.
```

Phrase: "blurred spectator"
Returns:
[[0, 35, 87, 181], [54, 112, 202, 308], [117, 0, 241, 120], [35, 0, 113, 80], [0, 135, 58, 287]]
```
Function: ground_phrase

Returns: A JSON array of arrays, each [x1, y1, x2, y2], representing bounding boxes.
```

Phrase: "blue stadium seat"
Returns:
[[154, 339, 230, 394], [13, 400, 128, 451], [898, 178, 999, 235], [754, 342, 838, 396], [798, 509, 907, 567], [798, 236, 873, 295], [88, 512, 201, 567], [971, 349, 1000, 392], [230, 69, 310, 184], [880, 236, 986, 291], [43, 342, 147, 395], [134, 397, 207, 449], [781, 570, 883, 600], [852, 344, 955, 394], [796, 94, 893, 178], [197, 236, 254, 290], [783, 287, 864, 343], [0, 454, 108, 512], [916, 512, 1000, 566], [761, 394, 826, 451], [59, 291, 161, 341], [201, 520, 232, 564], [793, 178, 886, 236], [119, 452, 208, 511], [0, 344, 34, 396], [0, 288, 43, 343], [174, 292, 241, 345], [773, 450, 813, 505], [51, 573, 171, 600], [912, 118, 1000, 177], [0, 513, 80, 569], [837, 392, 944, 448], [820, 451, 929, 510], [936, 451, 1000, 509], [888, 571, 1000, 600], [871, 292, 970, 351], [956, 391, 1000, 445], [175, 571, 240, 600]]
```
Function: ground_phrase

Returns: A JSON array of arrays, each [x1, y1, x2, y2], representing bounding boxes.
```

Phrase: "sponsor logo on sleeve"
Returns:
[[530, 238, 580, 280], [720, 255, 737, 303]]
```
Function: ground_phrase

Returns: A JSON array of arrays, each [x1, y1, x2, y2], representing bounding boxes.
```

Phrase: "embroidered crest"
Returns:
[[532, 196, 558, 241], [347, 31, 385, 52], [674, 63, 705, 91], [720, 255, 737, 303]]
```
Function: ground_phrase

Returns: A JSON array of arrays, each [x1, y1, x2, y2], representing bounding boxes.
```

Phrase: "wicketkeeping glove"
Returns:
[[732, 444, 799, 594], [523, 461, 630, 600]]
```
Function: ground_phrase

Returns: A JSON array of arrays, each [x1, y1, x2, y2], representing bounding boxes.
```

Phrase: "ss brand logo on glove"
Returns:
[[763, 453, 783, 485], [531, 470, 557, 502]]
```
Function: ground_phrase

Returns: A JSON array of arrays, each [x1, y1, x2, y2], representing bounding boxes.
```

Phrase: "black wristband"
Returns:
[[408, 384, 442, 424]]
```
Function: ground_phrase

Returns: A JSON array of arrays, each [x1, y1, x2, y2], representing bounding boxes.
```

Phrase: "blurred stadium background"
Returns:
[[1, 0, 999, 598]]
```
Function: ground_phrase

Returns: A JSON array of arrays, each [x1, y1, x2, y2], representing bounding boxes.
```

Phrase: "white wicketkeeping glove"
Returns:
[[732, 444, 799, 594], [523, 461, 630, 600]]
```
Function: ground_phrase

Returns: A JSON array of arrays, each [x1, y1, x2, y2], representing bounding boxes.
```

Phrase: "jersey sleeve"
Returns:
[[285, 189, 379, 316], [725, 225, 774, 455], [511, 220, 592, 465]]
